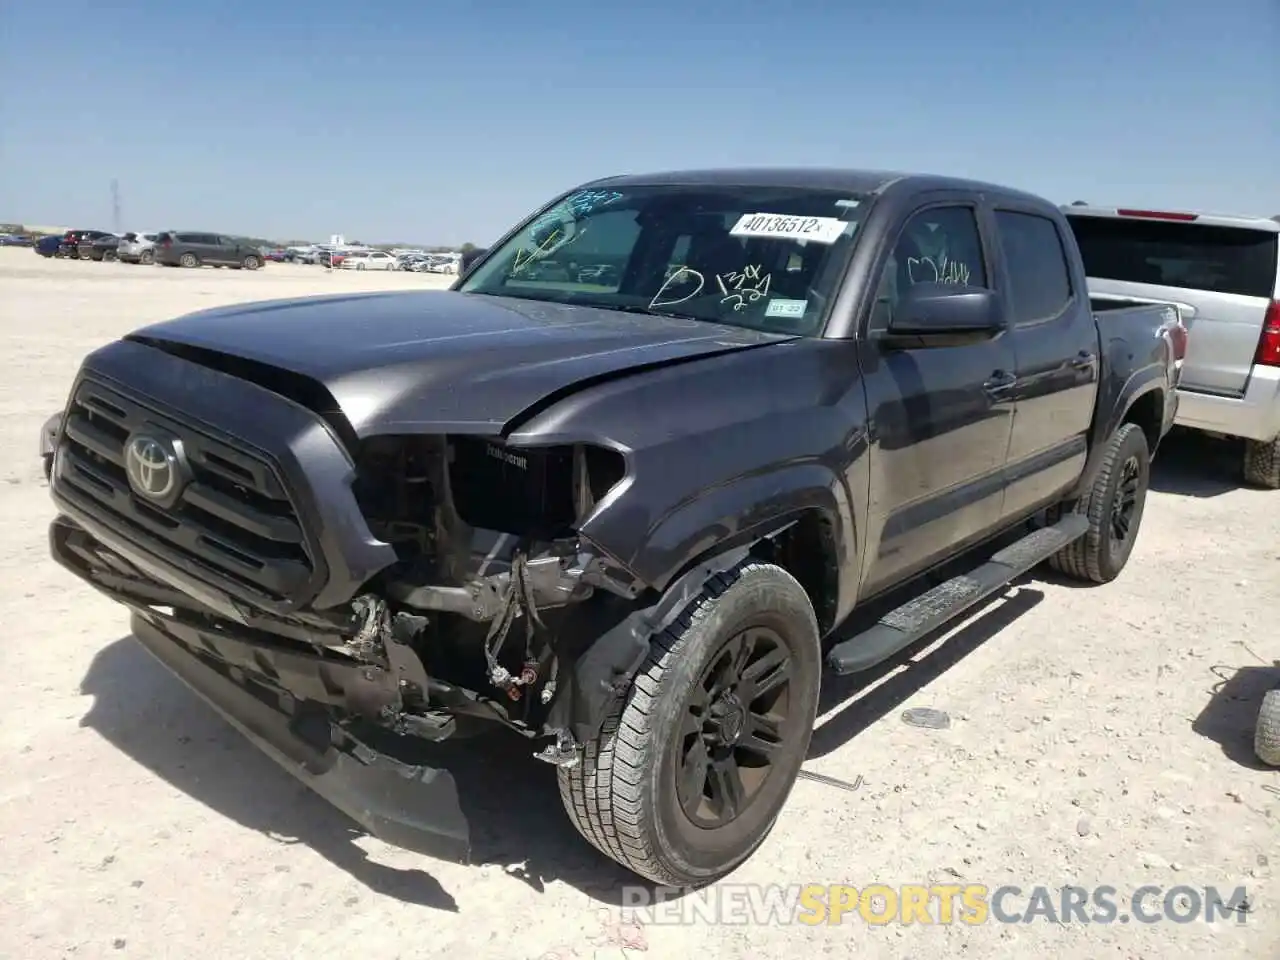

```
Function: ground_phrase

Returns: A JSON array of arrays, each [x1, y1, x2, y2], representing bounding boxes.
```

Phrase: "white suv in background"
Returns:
[[1064, 206, 1280, 488], [117, 231, 161, 265]]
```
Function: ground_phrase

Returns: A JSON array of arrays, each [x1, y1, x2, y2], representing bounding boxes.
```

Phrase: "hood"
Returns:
[[128, 290, 795, 436]]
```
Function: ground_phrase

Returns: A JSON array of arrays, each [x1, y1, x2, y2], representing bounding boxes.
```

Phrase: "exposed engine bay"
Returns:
[[53, 427, 649, 768], [337, 434, 634, 743]]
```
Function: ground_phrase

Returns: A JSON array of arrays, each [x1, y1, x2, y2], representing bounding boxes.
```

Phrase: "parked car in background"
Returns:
[[264, 249, 289, 262], [321, 248, 368, 268], [340, 250, 399, 271], [154, 232, 265, 270], [459, 247, 488, 274], [396, 253, 430, 271], [1064, 206, 1280, 488], [58, 229, 112, 258], [575, 263, 620, 285], [35, 235, 61, 258], [118, 232, 160, 264], [0, 233, 34, 246], [80, 234, 122, 261]]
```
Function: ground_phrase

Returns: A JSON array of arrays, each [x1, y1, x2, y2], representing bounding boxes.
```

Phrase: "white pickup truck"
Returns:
[[1063, 206, 1280, 488]]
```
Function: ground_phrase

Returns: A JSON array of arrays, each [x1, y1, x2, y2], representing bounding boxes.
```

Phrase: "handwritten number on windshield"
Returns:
[[650, 264, 773, 311], [716, 264, 771, 311]]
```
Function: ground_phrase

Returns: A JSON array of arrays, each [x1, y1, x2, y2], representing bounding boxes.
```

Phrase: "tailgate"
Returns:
[[1066, 212, 1279, 395]]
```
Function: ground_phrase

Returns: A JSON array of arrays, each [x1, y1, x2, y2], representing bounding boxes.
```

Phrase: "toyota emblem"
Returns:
[[125, 435, 177, 500]]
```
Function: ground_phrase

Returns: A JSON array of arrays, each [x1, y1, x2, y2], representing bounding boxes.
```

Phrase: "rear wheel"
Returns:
[[559, 560, 820, 886], [1243, 436, 1280, 489], [78, 248, 91, 260], [179, 252, 198, 268], [1047, 422, 1150, 583], [140, 249, 154, 265], [1256, 689, 1280, 767]]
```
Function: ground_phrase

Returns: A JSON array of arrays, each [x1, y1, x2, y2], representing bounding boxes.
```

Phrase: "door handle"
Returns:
[[1070, 351, 1098, 371], [983, 371, 1017, 398]]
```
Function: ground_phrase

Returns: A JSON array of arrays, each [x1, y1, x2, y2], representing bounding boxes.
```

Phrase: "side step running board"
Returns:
[[825, 514, 1089, 676]]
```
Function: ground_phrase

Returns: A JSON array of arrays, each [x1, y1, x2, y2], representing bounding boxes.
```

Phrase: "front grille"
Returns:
[[55, 378, 313, 602]]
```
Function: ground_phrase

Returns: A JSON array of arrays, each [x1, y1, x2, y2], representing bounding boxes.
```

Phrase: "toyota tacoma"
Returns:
[[48, 168, 1183, 886]]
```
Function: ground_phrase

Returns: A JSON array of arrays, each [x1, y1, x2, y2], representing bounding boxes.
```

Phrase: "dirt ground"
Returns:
[[0, 247, 1275, 960]]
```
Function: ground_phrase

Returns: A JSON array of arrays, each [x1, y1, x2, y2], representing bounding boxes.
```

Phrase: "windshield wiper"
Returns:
[[606, 303, 704, 322]]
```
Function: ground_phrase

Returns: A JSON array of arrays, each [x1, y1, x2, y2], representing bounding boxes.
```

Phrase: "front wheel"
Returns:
[[1047, 422, 1150, 583], [140, 249, 155, 265], [179, 252, 198, 268], [242, 255, 261, 270], [559, 560, 820, 886]]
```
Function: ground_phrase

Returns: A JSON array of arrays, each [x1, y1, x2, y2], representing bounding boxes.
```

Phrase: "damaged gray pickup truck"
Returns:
[[47, 168, 1183, 886]]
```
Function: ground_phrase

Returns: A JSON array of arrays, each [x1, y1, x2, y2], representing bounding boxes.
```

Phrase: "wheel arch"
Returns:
[[546, 511, 836, 748], [1071, 374, 1166, 501]]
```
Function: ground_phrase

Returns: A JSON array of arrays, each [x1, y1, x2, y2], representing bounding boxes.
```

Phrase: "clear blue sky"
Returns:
[[3, 0, 1276, 245]]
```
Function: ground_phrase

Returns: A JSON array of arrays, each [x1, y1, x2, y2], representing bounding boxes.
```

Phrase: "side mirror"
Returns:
[[884, 283, 1004, 342]]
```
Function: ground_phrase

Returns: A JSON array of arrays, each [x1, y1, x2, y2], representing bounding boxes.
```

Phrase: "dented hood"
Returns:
[[130, 290, 793, 435]]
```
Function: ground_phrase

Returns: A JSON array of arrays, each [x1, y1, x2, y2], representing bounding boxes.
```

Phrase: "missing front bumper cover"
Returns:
[[130, 611, 473, 864], [384, 551, 595, 621]]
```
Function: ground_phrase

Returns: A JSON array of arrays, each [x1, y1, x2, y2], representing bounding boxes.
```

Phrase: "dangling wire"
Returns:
[[482, 552, 546, 687]]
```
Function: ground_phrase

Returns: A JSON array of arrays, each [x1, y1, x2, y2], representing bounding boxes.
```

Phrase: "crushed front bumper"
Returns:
[[129, 610, 473, 863]]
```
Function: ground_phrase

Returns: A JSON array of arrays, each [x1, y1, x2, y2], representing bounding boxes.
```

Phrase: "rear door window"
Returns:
[[995, 211, 1074, 324], [1066, 216, 1279, 298]]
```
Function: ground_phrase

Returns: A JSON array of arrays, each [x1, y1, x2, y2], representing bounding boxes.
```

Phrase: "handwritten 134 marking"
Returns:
[[650, 264, 773, 311], [715, 264, 772, 311]]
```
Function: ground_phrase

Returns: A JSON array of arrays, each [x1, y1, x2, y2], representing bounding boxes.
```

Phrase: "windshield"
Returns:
[[457, 183, 865, 335]]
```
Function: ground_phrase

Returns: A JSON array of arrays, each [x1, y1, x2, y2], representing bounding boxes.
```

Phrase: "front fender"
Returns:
[[583, 461, 853, 595]]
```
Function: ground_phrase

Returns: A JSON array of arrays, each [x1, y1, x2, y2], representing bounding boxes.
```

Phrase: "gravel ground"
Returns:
[[0, 248, 1275, 960]]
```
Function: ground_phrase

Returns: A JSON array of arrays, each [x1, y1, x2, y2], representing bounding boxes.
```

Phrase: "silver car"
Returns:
[[117, 231, 161, 265], [1064, 206, 1280, 488]]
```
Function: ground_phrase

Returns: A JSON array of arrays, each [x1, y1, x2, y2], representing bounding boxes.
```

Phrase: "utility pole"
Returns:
[[110, 179, 121, 233]]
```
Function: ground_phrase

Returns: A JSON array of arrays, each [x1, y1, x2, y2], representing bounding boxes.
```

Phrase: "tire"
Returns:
[[1047, 422, 1150, 583], [140, 250, 154, 265], [558, 560, 821, 886], [242, 255, 261, 270], [1256, 689, 1280, 768], [179, 252, 199, 268], [356, 262, 366, 271], [78, 248, 91, 260], [1243, 436, 1280, 489]]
